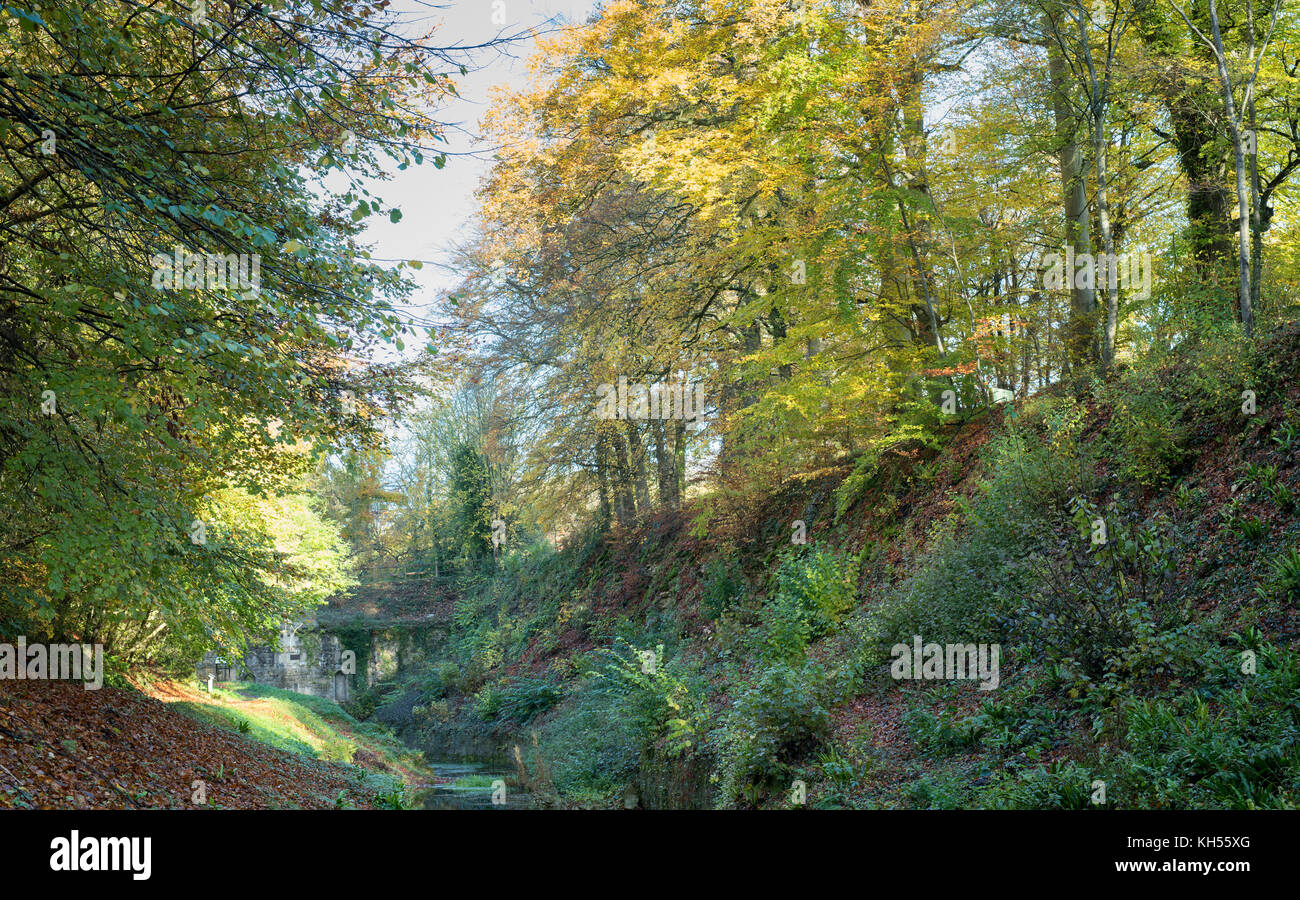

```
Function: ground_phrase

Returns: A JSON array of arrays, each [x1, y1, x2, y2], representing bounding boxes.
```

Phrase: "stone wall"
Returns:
[[196, 615, 352, 703]]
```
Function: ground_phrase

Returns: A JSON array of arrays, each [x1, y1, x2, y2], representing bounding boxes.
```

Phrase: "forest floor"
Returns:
[[0, 677, 420, 809]]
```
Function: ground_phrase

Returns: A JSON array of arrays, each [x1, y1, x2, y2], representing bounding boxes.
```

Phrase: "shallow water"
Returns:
[[415, 758, 530, 809]]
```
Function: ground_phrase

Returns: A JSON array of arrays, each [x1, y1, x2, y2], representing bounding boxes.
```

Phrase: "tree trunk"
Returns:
[[1205, 0, 1254, 333], [1046, 12, 1097, 367], [1094, 113, 1120, 365], [626, 420, 651, 514], [673, 418, 686, 503], [652, 418, 678, 509], [1134, 2, 1236, 290], [596, 431, 612, 527]]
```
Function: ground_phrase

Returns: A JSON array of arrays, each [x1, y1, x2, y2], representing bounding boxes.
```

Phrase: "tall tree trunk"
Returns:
[[1046, 13, 1098, 367], [652, 418, 679, 509], [1247, 0, 1264, 320], [596, 431, 613, 527], [769, 306, 792, 380], [1250, 121, 1264, 318], [717, 309, 763, 470], [626, 420, 651, 514], [1073, 10, 1120, 365], [901, 69, 943, 356], [1094, 114, 1120, 365], [673, 418, 686, 503], [1134, 2, 1236, 292], [1204, 0, 1254, 333], [608, 427, 636, 526]]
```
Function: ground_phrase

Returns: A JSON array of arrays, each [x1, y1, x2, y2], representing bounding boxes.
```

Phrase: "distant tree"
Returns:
[[449, 443, 493, 567]]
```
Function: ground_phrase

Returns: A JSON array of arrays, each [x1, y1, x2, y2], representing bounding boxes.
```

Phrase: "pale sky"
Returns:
[[349, 0, 599, 343]]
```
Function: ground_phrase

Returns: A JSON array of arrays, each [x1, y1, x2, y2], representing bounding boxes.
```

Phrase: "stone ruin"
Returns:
[[196, 615, 351, 703]]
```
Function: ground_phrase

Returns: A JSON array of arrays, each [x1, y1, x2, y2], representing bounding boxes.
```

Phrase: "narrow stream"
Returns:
[[414, 758, 531, 809]]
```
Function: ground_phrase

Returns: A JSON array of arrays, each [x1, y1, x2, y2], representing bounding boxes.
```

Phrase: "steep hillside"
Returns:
[[353, 327, 1300, 809]]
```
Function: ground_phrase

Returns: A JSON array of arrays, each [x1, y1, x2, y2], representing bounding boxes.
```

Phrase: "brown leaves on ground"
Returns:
[[0, 679, 380, 809]]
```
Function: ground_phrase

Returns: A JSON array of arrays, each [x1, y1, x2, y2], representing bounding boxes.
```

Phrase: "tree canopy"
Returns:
[[0, 0, 459, 665]]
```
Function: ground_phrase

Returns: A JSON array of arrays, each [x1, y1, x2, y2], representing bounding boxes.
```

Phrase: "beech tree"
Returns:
[[0, 0, 462, 661]]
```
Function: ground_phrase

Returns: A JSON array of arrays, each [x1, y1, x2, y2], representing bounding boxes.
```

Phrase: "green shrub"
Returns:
[[701, 556, 743, 620], [473, 684, 502, 720], [1104, 642, 1300, 808], [1105, 390, 1188, 484], [980, 759, 1099, 809], [1265, 548, 1300, 600], [1268, 482, 1295, 511], [1271, 420, 1300, 453], [435, 662, 462, 695], [1174, 480, 1204, 511], [1232, 515, 1266, 542], [816, 745, 861, 791], [343, 681, 397, 721], [966, 680, 1074, 756], [1015, 500, 1190, 681], [904, 771, 971, 809], [831, 423, 938, 522], [535, 684, 640, 799], [760, 545, 856, 662], [372, 783, 411, 810], [588, 641, 705, 759], [496, 676, 564, 723], [1097, 330, 1256, 486], [1241, 461, 1278, 491], [903, 704, 985, 754], [716, 660, 830, 803], [866, 409, 1093, 651]]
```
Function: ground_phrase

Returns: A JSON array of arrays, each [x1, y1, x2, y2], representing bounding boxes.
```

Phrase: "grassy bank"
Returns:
[[146, 679, 429, 808]]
